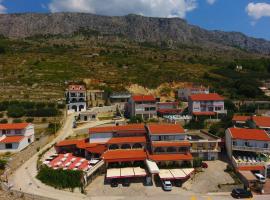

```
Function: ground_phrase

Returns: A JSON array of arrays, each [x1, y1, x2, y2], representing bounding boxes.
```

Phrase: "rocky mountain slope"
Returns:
[[0, 12, 270, 54]]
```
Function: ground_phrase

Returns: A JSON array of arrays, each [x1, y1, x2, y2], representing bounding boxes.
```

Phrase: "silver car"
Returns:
[[162, 180, 172, 191]]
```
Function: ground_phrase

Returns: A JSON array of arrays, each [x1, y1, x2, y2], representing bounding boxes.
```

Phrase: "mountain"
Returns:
[[0, 12, 270, 54]]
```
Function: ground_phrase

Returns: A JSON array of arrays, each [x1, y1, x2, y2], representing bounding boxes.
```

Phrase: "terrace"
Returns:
[[232, 151, 270, 168]]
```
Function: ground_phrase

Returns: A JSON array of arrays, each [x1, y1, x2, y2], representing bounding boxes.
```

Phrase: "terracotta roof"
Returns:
[[132, 95, 156, 102], [102, 149, 147, 162], [68, 84, 86, 91], [55, 139, 83, 147], [237, 165, 265, 171], [89, 124, 146, 134], [0, 123, 30, 130], [228, 128, 270, 141], [252, 116, 270, 128], [148, 153, 193, 161], [147, 124, 185, 135], [152, 141, 191, 147], [158, 109, 182, 114], [189, 93, 224, 101], [0, 136, 25, 143], [107, 137, 146, 144], [232, 115, 251, 122], [85, 144, 107, 154], [193, 112, 216, 116]]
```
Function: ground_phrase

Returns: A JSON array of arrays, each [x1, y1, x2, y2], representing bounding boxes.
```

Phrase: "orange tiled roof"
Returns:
[[232, 115, 251, 122], [152, 141, 191, 147], [237, 165, 265, 171], [148, 153, 193, 161], [132, 95, 156, 102], [68, 84, 86, 91], [89, 124, 146, 134], [228, 128, 270, 141], [55, 139, 83, 147], [193, 112, 216, 116], [252, 116, 270, 128], [0, 123, 30, 130], [107, 136, 146, 144], [0, 136, 25, 143], [85, 144, 107, 154], [147, 124, 185, 135], [102, 149, 147, 162], [190, 93, 224, 101]]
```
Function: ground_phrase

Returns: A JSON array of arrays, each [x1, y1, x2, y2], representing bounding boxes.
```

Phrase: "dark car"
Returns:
[[201, 162, 208, 168], [231, 188, 253, 199], [111, 179, 118, 187], [122, 179, 130, 187]]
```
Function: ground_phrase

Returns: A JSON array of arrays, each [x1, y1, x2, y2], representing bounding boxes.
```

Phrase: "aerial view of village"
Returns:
[[0, 1, 270, 200]]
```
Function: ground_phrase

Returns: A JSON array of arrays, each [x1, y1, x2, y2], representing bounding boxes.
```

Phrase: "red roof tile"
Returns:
[[102, 149, 147, 162], [148, 153, 193, 161], [107, 137, 146, 144], [152, 141, 191, 147], [0, 123, 30, 130], [55, 139, 83, 147], [232, 115, 251, 122], [252, 116, 270, 128], [147, 124, 185, 135], [68, 84, 86, 91], [228, 128, 270, 141], [85, 144, 107, 154], [237, 165, 265, 171], [89, 124, 146, 134], [0, 136, 25, 143], [193, 112, 216, 116], [132, 95, 156, 102], [189, 93, 224, 101]]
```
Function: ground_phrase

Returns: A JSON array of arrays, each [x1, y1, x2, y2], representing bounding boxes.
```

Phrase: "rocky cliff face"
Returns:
[[0, 12, 270, 54]]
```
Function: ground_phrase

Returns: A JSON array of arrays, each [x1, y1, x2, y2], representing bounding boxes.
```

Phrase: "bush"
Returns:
[[193, 157, 203, 168], [0, 119, 8, 124], [0, 113, 3, 118], [13, 118, 22, 123], [36, 166, 83, 190], [129, 116, 143, 123], [26, 117, 34, 123], [184, 119, 205, 129], [57, 103, 65, 109], [7, 105, 25, 118], [0, 159, 7, 170]]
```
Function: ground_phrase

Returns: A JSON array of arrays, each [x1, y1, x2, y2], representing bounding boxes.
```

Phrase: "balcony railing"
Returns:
[[232, 145, 270, 153], [190, 147, 220, 153], [232, 156, 268, 167]]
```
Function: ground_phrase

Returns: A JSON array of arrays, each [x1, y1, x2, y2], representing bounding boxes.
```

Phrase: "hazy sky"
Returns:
[[1, 0, 270, 40]]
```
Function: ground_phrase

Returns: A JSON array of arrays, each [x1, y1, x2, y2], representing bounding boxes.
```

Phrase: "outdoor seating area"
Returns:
[[106, 167, 147, 179], [158, 168, 194, 180], [43, 153, 100, 172], [233, 151, 268, 166]]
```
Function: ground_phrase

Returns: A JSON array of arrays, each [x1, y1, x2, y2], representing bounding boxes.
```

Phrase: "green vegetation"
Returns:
[[0, 119, 8, 124], [37, 165, 83, 191], [0, 159, 7, 170], [193, 157, 203, 168]]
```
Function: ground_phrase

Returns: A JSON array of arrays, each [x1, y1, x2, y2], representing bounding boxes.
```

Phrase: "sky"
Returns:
[[0, 0, 270, 40]]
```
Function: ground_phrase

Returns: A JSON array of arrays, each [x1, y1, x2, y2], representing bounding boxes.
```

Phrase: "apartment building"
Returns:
[[65, 84, 87, 112], [178, 85, 209, 101], [0, 123, 34, 152]]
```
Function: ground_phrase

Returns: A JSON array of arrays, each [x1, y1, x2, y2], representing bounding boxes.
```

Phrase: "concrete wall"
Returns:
[[150, 134, 186, 141], [225, 129, 233, 158]]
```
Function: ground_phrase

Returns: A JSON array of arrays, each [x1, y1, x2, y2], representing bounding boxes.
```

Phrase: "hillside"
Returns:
[[1, 13, 270, 54], [0, 13, 270, 102]]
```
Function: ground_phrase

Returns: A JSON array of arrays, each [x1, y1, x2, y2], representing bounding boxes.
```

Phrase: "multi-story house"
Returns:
[[187, 131, 221, 160], [128, 95, 157, 119], [157, 102, 182, 117], [188, 93, 226, 117], [225, 128, 270, 177], [109, 92, 131, 111], [178, 85, 209, 101], [146, 124, 193, 167], [87, 89, 105, 107], [65, 84, 87, 112], [232, 115, 251, 127], [249, 116, 270, 133], [0, 123, 34, 152]]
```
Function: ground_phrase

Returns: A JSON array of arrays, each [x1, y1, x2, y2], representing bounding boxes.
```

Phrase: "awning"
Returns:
[[170, 169, 187, 179], [182, 168, 195, 176], [159, 169, 174, 180], [146, 159, 160, 174], [121, 167, 134, 178], [106, 168, 121, 179], [239, 170, 257, 182], [133, 167, 147, 177]]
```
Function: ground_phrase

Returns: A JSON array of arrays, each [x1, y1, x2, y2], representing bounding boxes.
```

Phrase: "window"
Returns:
[[264, 143, 268, 148], [2, 130, 6, 135], [15, 130, 21, 134], [28, 138, 31, 143], [5, 143, 12, 149], [215, 107, 222, 111], [232, 141, 236, 146], [244, 141, 249, 146]]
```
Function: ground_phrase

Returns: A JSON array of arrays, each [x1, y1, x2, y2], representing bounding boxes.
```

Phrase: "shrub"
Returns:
[[36, 166, 83, 190], [57, 103, 65, 109], [7, 105, 25, 118], [0, 159, 7, 170], [13, 118, 22, 123], [0, 119, 8, 124], [0, 113, 3, 118], [193, 157, 203, 168], [26, 118, 34, 123]]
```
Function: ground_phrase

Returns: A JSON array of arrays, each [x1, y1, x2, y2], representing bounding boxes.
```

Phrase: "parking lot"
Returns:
[[85, 160, 242, 198]]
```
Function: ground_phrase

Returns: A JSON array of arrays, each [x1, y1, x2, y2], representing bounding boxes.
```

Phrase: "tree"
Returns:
[[7, 105, 25, 118]]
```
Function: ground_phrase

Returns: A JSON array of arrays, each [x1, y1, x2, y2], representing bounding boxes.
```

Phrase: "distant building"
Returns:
[[109, 92, 131, 110], [0, 123, 34, 152], [157, 102, 182, 117], [78, 110, 97, 122], [232, 115, 251, 127], [178, 85, 209, 101], [128, 95, 157, 119], [249, 116, 270, 133], [87, 90, 106, 107], [65, 84, 87, 112], [188, 93, 226, 117]]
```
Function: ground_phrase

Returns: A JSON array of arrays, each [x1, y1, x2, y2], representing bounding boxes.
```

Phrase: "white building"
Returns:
[[178, 85, 209, 101], [225, 128, 270, 177], [188, 93, 227, 117], [66, 84, 87, 112], [0, 123, 34, 152]]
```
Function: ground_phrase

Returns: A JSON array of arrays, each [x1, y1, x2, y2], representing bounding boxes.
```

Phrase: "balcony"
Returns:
[[232, 154, 269, 168], [232, 145, 270, 153], [190, 147, 221, 153]]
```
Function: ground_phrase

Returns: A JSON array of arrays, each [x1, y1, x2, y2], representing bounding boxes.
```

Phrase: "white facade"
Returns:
[[0, 123, 35, 152], [178, 87, 209, 101], [66, 85, 87, 112]]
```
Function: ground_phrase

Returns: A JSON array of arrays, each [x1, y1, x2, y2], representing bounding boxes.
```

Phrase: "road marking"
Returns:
[[206, 197, 212, 200], [190, 196, 197, 200]]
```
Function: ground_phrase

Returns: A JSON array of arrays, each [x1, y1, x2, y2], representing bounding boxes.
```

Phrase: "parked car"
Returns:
[[231, 188, 253, 199], [255, 173, 266, 183], [161, 180, 172, 191], [111, 179, 118, 187], [122, 179, 130, 187], [201, 162, 208, 168]]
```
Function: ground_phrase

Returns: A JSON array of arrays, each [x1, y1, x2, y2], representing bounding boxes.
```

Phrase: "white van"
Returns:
[[255, 173, 266, 183]]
